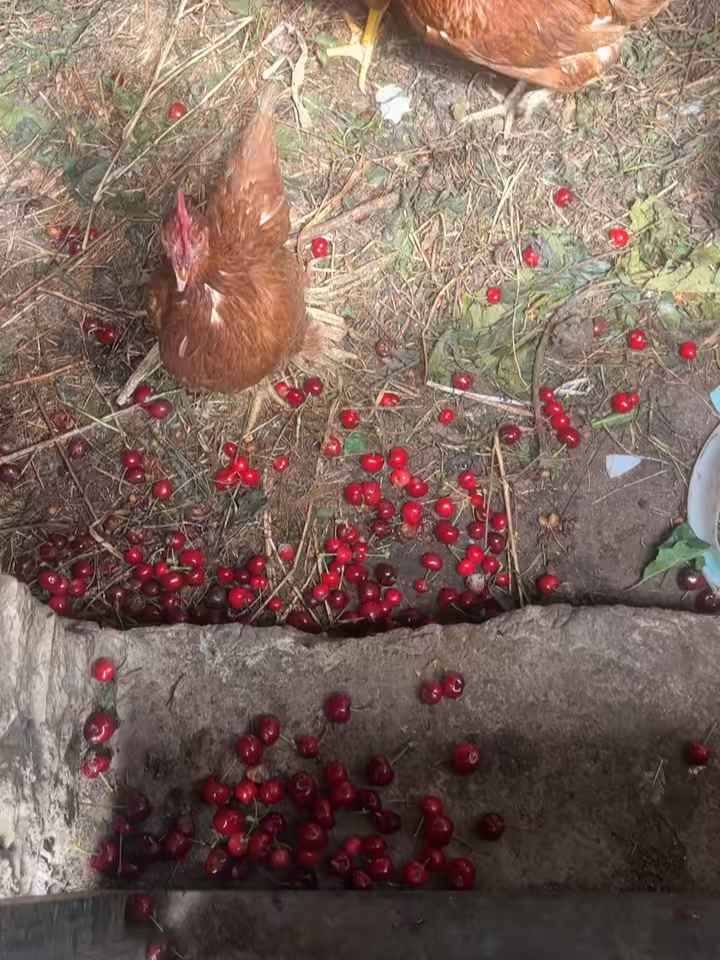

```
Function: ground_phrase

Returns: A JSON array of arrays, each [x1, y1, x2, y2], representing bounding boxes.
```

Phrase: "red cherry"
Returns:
[[274, 381, 289, 398], [686, 741, 712, 766], [558, 427, 581, 448], [125, 892, 154, 923], [437, 586, 460, 607], [152, 478, 173, 499], [457, 558, 475, 576], [447, 857, 476, 890], [286, 387, 305, 408], [255, 714, 280, 745], [327, 589, 348, 611], [404, 476, 427, 498], [457, 470, 476, 491], [466, 544, 485, 563], [434, 497, 454, 519], [310, 797, 335, 829], [349, 869, 372, 889], [553, 186, 574, 208], [479, 812, 505, 840], [367, 855, 394, 881], [367, 755, 394, 786], [269, 847, 292, 872], [310, 236, 328, 259], [537, 573, 560, 595], [627, 329, 647, 350], [323, 760, 348, 785], [609, 227, 629, 247], [401, 502, 422, 526], [402, 861, 428, 887], [344, 482, 363, 506], [343, 835, 363, 857], [374, 809, 401, 834], [147, 399, 172, 420], [258, 779, 284, 805], [323, 436, 342, 457], [267, 597, 284, 612], [330, 779, 357, 809], [167, 101, 186, 120], [422, 846, 446, 871], [388, 446, 409, 468], [425, 814, 454, 846], [297, 821, 328, 851], [325, 691, 351, 723], [303, 376, 324, 396], [452, 371, 473, 391], [340, 409, 359, 429], [375, 499, 396, 521], [627, 392, 640, 407], [437, 407, 456, 425], [163, 829, 191, 860], [388, 467, 410, 488], [610, 392, 632, 414], [124, 467, 145, 484], [491, 512, 508, 532], [38, 569, 63, 593], [212, 807, 245, 836], [550, 413, 571, 431], [227, 833, 249, 858], [81, 749, 112, 779], [539, 387, 555, 402], [235, 734, 263, 764], [522, 245, 540, 267], [441, 671, 464, 699], [451, 742, 481, 774], [487, 285, 502, 303], [384, 587, 402, 606], [222, 441, 238, 460], [677, 567, 707, 591], [273, 455, 289, 473], [679, 341, 697, 361], [543, 400, 564, 417], [215, 467, 239, 490], [360, 453, 384, 473], [83, 712, 117, 744], [500, 424, 521, 445], [435, 520, 459, 544], [242, 467, 261, 486], [379, 392, 400, 407], [95, 323, 117, 345], [419, 794, 444, 817], [329, 850, 352, 877], [234, 780, 258, 804], [495, 571, 510, 587], [91, 658, 116, 682], [205, 845, 233, 877], [201, 775, 232, 806]]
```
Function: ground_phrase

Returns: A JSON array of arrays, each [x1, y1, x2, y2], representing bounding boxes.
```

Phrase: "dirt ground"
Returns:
[[0, 0, 719, 630]]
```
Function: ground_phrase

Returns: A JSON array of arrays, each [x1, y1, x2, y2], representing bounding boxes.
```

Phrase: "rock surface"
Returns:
[[1, 573, 719, 898]]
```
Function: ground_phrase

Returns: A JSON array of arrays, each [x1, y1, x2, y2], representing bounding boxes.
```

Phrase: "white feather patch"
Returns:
[[204, 284, 223, 326], [179, 336, 189, 358]]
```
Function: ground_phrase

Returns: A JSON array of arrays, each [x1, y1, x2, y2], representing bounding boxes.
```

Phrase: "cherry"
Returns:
[[48, 592, 68, 614], [402, 861, 428, 887], [329, 850, 352, 877], [611, 393, 632, 413], [609, 227, 629, 247], [686, 741, 712, 766], [458, 470, 476, 491], [373, 809, 401, 834], [212, 807, 245, 835], [679, 341, 697, 361], [105, 585, 126, 604], [248, 831, 273, 863], [152, 478, 173, 499], [303, 376, 324, 396], [425, 814, 454, 846], [441, 672, 465, 699], [341, 409, 360, 429], [325, 691, 351, 723], [146, 945, 169, 960], [543, 400, 565, 418], [435, 520, 459, 545], [367, 755, 394, 786], [497, 423, 520, 450], [125, 467, 146, 484], [125, 892, 154, 923], [362, 481, 382, 506], [288, 771, 318, 806], [261, 812, 286, 839], [695, 589, 720, 614], [433, 497, 454, 520], [274, 381, 289, 399], [389, 467, 410, 488], [201, 775, 231, 806], [323, 760, 349, 786], [388, 446, 409, 468], [327, 589, 349, 611], [419, 795, 444, 817], [627, 329, 647, 351], [91, 658, 116, 683], [81, 749, 112, 779], [322, 436, 342, 459], [402, 502, 423, 526], [236, 734, 263, 765], [258, 779, 284, 806], [234, 780, 258, 804], [366, 855, 393, 881], [422, 846, 446, 871], [167, 101, 186, 120], [264, 847, 291, 873], [230, 456, 249, 476], [344, 563, 368, 585], [487, 532, 505, 555], [310, 236, 328, 259], [71, 559, 93, 580], [344, 835, 363, 857], [338, 524, 359, 544], [438, 586, 460, 606], [379, 392, 400, 407], [267, 596, 284, 613], [222, 441, 239, 460], [550, 412, 571, 431], [327, 779, 355, 808], [419, 679, 443, 704], [255, 713, 280, 745], [406, 476, 428, 498], [229, 586, 253, 609], [451, 742, 480, 774], [384, 587, 402, 606], [558, 427, 581, 447], [487, 285, 502, 303], [677, 567, 707, 591], [344, 482, 363, 506], [349, 869, 372, 890], [374, 499, 395, 522], [134, 832, 162, 861], [466, 544, 485, 564], [132, 384, 153, 406], [414, 578, 429, 594], [89, 837, 119, 874], [522, 245, 540, 267], [438, 407, 456, 425], [553, 187, 574, 207], [452, 371, 473, 391], [273, 455, 289, 472], [495, 571, 510, 587], [537, 573, 560, 595], [457, 558, 475, 576], [184, 568, 205, 587], [307, 798, 334, 830], [447, 857, 476, 890], [205, 845, 232, 876], [83, 712, 116, 744], [297, 821, 328, 851], [286, 387, 305, 408], [38, 569, 63, 593], [163, 829, 191, 859], [479, 812, 505, 840]]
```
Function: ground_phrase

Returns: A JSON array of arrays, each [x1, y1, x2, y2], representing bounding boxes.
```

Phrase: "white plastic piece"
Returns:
[[687, 424, 720, 588], [376, 85, 411, 124], [605, 454, 643, 479]]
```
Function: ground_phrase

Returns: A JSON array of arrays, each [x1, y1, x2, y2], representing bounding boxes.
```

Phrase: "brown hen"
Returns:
[[326, 0, 671, 95], [146, 89, 307, 395]]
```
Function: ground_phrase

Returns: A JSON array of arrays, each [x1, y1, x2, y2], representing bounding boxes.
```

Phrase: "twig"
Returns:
[[291, 193, 399, 244], [250, 502, 315, 621], [530, 305, 571, 460], [117, 342, 162, 406], [0, 363, 84, 391], [493, 432, 527, 605], [426, 380, 533, 417]]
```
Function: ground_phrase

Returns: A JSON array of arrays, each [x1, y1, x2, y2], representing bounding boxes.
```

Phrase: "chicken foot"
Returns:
[[461, 81, 552, 138], [324, 3, 389, 93]]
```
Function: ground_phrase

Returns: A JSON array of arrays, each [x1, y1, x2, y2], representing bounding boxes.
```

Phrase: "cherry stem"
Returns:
[[150, 914, 165, 934], [413, 815, 424, 839], [390, 741, 414, 766], [453, 833, 476, 853], [99, 772, 113, 793]]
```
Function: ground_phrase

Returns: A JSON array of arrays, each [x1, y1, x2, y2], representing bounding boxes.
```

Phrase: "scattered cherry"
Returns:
[[609, 228, 629, 248], [536, 573, 560, 595], [235, 734, 263, 765], [310, 236, 328, 259], [522, 245, 540, 267], [167, 102, 186, 120], [679, 341, 697, 361], [340, 409, 359, 429], [447, 857, 476, 890], [152, 478, 173, 499], [91, 658, 116, 682], [677, 567, 707, 591], [627, 329, 647, 351], [479, 812, 505, 840], [451, 742, 480, 774], [500, 424, 521, 445], [553, 187, 574, 208], [402, 861, 428, 887], [686, 741, 712, 766], [452, 372, 473, 391], [441, 672, 464, 699], [425, 814, 454, 846], [83, 712, 116, 744], [303, 376, 324, 396], [487, 285, 502, 303]]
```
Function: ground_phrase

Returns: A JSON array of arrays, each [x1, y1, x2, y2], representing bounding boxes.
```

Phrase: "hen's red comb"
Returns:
[[176, 189, 190, 229]]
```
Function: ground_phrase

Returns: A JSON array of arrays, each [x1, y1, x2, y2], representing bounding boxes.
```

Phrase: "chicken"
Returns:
[[326, 0, 671, 110], [141, 89, 307, 399]]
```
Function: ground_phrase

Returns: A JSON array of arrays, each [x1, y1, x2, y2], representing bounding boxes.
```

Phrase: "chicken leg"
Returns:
[[324, 3, 389, 93], [462, 81, 553, 138]]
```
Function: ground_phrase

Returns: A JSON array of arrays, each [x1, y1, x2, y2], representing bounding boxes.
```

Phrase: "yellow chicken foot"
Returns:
[[242, 381, 286, 443], [461, 80, 530, 138], [324, 4, 389, 93]]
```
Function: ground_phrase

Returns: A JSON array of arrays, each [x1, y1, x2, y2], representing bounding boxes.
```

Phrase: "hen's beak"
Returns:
[[175, 266, 189, 293]]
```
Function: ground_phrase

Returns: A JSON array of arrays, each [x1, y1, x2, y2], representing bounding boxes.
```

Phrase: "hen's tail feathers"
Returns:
[[294, 308, 355, 370]]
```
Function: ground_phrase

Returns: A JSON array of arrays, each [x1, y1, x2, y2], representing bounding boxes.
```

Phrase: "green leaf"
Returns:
[[641, 526, 711, 582], [343, 432, 370, 455], [591, 411, 637, 429], [0, 96, 49, 146], [222, 0, 250, 13], [316, 506, 335, 520]]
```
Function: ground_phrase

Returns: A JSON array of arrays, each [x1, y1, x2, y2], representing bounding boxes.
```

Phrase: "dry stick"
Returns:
[[291, 193, 399, 244], [493, 432, 527, 605], [531, 304, 573, 462], [0, 362, 84, 391], [295, 165, 366, 254], [426, 380, 533, 417], [249, 502, 315, 622]]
